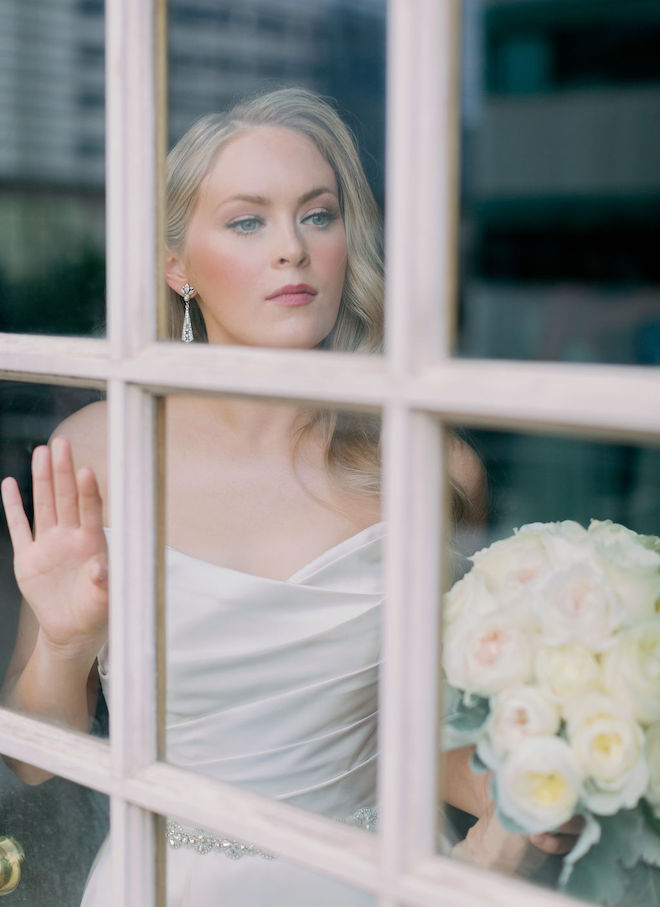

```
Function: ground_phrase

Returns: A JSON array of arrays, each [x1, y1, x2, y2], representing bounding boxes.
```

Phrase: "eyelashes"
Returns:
[[226, 208, 340, 235], [301, 209, 339, 228], [227, 216, 263, 235]]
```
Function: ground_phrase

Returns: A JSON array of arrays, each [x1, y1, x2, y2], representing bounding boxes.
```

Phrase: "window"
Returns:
[[0, 1, 658, 905]]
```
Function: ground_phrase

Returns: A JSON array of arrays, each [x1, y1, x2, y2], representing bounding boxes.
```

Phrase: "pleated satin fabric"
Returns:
[[82, 523, 384, 906]]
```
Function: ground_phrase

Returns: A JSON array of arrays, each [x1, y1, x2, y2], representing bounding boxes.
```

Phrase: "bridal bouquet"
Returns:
[[442, 520, 660, 906]]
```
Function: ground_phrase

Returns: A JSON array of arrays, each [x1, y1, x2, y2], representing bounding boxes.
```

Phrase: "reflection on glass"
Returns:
[[0, 382, 107, 730], [458, 1, 660, 364], [165, 822, 377, 907], [0, 2, 106, 336], [0, 382, 108, 767], [0, 761, 108, 906], [159, 395, 381, 901], [440, 428, 660, 904], [0, 383, 108, 904], [168, 0, 386, 206], [163, 86, 384, 354]]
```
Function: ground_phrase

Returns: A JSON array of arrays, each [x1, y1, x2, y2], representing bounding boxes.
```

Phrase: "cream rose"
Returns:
[[523, 520, 592, 569], [469, 529, 554, 604], [534, 644, 602, 703], [496, 736, 583, 834], [601, 619, 660, 725], [532, 563, 625, 650], [443, 569, 498, 626], [565, 692, 648, 814], [478, 686, 560, 768], [644, 723, 660, 818], [587, 520, 660, 622], [443, 610, 537, 697]]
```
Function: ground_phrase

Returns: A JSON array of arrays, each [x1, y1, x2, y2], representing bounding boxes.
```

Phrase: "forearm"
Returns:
[[1, 633, 96, 784], [442, 746, 491, 818]]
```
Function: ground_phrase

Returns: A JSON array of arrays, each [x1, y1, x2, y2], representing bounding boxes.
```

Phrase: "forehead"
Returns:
[[200, 126, 338, 200]]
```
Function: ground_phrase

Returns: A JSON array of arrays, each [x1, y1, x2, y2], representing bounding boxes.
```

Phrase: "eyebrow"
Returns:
[[219, 186, 337, 208]]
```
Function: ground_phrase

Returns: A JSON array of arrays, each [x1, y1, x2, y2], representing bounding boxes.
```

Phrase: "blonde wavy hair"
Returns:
[[166, 88, 383, 496]]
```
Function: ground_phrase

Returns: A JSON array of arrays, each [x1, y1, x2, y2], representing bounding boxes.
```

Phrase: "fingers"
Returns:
[[529, 832, 577, 855], [77, 466, 104, 533], [556, 816, 585, 835], [1, 476, 33, 551], [51, 436, 80, 528], [31, 445, 57, 535], [529, 815, 584, 854]]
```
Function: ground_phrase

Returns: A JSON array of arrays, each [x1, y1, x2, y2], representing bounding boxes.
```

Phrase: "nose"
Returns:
[[273, 221, 308, 268]]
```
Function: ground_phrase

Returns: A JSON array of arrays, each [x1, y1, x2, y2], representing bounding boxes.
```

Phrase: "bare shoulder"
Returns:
[[448, 435, 488, 524], [50, 399, 108, 480]]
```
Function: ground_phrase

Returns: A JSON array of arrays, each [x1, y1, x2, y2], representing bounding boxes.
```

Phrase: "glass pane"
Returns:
[[157, 392, 381, 897], [458, 1, 660, 364], [163, 0, 386, 351], [440, 426, 660, 906], [164, 817, 377, 907], [0, 381, 108, 735], [0, 1, 106, 337], [0, 762, 108, 906]]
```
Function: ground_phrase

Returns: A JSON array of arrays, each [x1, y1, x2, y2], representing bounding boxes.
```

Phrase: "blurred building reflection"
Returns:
[[0, 0, 385, 308], [459, 0, 660, 366], [459, 0, 660, 540], [0, 0, 386, 333]]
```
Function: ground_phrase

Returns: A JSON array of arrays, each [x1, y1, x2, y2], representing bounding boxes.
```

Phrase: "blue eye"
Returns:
[[228, 216, 262, 234], [302, 209, 337, 228]]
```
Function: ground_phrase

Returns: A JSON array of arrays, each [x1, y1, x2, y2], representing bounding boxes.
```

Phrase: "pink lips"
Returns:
[[266, 284, 317, 307]]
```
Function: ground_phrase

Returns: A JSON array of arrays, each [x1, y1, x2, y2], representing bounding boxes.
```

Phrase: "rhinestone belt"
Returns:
[[167, 806, 378, 860]]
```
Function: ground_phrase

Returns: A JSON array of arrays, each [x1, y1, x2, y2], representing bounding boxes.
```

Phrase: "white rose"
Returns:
[[478, 686, 560, 768], [588, 519, 660, 555], [496, 736, 583, 834], [644, 723, 660, 818], [443, 569, 499, 626], [534, 644, 602, 703], [587, 520, 660, 622], [601, 619, 660, 725], [470, 529, 555, 604], [443, 610, 537, 697], [565, 692, 648, 815], [520, 520, 592, 569], [532, 562, 625, 650]]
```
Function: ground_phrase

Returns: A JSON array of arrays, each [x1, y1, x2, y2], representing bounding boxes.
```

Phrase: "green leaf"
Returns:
[[633, 804, 660, 868], [560, 808, 660, 906], [642, 799, 660, 855], [469, 751, 490, 774], [559, 810, 602, 884], [448, 695, 490, 733], [560, 832, 628, 906], [618, 860, 660, 907]]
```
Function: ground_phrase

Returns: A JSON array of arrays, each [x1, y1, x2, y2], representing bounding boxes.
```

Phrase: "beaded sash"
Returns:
[[167, 807, 378, 860]]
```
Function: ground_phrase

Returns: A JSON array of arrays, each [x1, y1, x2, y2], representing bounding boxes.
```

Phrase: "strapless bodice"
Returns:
[[98, 523, 384, 819]]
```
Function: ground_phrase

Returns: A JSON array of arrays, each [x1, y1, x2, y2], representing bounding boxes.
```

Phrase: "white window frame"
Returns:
[[1, 1, 659, 904]]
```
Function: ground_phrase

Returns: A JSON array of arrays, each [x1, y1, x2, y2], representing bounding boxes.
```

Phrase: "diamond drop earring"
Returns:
[[180, 283, 194, 343]]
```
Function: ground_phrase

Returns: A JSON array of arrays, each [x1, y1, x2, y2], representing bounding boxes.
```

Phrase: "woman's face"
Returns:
[[167, 126, 348, 348]]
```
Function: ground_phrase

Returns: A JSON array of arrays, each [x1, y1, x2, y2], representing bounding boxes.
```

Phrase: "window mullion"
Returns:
[[381, 0, 460, 887], [106, 0, 161, 902]]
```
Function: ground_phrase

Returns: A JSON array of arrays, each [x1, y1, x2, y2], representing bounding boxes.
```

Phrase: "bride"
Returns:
[[0, 88, 566, 905]]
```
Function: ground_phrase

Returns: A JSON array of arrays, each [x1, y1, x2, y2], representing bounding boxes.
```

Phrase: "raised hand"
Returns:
[[1, 437, 109, 665]]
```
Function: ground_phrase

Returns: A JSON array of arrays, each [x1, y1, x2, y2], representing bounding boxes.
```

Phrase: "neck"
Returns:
[[167, 393, 316, 452]]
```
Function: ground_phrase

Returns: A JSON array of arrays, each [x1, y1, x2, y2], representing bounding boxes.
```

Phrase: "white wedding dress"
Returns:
[[81, 522, 384, 906]]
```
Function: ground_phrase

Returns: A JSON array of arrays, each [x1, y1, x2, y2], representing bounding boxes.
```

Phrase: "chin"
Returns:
[[263, 327, 334, 351]]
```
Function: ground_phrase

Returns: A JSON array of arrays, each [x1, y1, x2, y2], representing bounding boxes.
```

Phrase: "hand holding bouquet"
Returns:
[[442, 520, 660, 905]]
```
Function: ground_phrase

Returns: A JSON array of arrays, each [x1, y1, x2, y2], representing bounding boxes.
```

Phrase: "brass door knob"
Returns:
[[0, 837, 24, 895]]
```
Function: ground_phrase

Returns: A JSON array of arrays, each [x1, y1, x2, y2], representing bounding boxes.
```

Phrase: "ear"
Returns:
[[165, 249, 190, 296]]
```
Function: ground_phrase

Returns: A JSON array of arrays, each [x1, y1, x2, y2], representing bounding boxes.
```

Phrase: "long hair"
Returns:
[[166, 88, 383, 496]]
